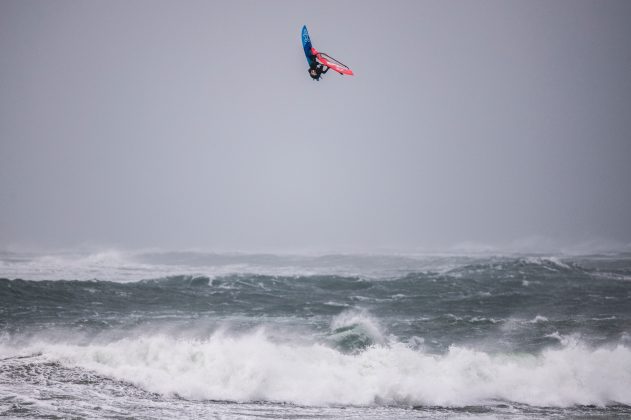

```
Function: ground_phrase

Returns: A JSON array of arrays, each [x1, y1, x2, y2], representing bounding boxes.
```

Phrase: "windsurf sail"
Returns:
[[312, 48, 354, 76]]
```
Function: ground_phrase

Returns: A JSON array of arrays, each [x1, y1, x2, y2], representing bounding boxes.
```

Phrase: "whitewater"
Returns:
[[1, 250, 631, 418]]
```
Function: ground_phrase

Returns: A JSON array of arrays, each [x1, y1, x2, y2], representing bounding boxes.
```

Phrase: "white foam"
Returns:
[[523, 256, 572, 271], [0, 250, 170, 282], [470, 317, 501, 324], [528, 315, 549, 323], [8, 331, 630, 407], [0, 250, 474, 282]]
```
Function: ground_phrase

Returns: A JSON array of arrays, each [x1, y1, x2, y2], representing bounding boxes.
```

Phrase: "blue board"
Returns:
[[301, 25, 316, 66]]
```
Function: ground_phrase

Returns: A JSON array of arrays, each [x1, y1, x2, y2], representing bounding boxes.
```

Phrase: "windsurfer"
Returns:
[[308, 61, 329, 80]]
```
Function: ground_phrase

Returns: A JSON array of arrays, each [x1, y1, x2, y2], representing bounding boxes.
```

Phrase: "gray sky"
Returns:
[[1, 0, 630, 253]]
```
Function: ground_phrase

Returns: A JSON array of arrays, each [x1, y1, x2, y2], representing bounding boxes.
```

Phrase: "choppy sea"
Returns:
[[1, 250, 630, 419]]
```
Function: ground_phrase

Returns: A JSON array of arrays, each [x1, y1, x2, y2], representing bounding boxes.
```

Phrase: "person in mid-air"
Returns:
[[308, 61, 329, 80]]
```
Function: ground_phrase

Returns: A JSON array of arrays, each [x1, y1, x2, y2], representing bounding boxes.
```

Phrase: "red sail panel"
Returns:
[[311, 48, 354, 76]]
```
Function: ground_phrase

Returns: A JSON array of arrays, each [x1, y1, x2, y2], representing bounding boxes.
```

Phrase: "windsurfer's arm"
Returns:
[[322, 66, 329, 74]]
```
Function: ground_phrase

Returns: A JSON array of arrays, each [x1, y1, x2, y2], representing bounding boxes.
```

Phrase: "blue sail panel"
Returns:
[[301, 25, 316, 66]]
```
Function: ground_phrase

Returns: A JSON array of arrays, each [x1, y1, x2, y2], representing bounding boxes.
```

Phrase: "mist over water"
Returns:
[[1, 250, 631, 418], [2, 0, 631, 252]]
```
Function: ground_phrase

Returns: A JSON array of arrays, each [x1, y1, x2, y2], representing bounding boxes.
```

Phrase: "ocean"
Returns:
[[1, 250, 630, 419]]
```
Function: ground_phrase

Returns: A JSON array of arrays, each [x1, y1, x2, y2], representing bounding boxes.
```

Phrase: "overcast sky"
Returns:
[[1, 0, 630, 253]]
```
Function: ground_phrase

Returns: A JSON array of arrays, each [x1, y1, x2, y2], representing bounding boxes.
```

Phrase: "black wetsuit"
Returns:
[[309, 62, 329, 80]]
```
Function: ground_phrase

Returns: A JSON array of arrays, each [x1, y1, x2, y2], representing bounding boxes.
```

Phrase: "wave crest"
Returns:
[[13, 331, 631, 407], [328, 309, 386, 353]]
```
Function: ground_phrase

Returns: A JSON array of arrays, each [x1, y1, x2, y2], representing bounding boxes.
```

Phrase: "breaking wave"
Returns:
[[4, 330, 630, 408]]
